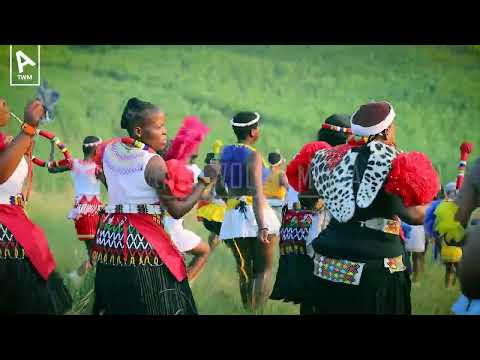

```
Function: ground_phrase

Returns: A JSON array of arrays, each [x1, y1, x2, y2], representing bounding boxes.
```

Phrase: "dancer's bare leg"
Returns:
[[208, 232, 220, 252], [445, 262, 456, 288], [186, 241, 211, 284], [227, 238, 254, 311], [412, 252, 425, 283], [251, 234, 278, 313]]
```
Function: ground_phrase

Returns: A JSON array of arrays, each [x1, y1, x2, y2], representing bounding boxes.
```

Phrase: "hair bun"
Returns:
[[127, 97, 142, 109], [121, 97, 140, 129]]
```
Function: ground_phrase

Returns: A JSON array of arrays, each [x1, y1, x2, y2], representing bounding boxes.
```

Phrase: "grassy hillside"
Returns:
[[1, 45, 479, 192], [1, 45, 478, 314]]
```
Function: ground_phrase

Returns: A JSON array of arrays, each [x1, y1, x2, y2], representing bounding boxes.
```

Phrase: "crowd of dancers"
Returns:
[[1, 93, 479, 315]]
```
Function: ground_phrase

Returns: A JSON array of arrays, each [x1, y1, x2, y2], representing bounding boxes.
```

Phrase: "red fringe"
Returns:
[[384, 152, 440, 207], [286, 141, 332, 192], [164, 116, 210, 163], [164, 159, 195, 199]]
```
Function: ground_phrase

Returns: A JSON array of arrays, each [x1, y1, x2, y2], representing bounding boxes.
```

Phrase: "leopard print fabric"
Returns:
[[311, 141, 399, 223]]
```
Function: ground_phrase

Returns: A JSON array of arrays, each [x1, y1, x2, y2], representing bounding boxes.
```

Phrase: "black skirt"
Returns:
[[0, 225, 72, 315], [270, 254, 314, 305], [270, 209, 319, 305], [202, 219, 222, 236], [308, 255, 411, 315], [309, 222, 411, 314], [92, 216, 197, 315]]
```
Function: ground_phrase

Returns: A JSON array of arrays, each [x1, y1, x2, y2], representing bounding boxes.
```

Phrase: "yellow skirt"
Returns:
[[197, 203, 226, 223], [440, 244, 462, 263]]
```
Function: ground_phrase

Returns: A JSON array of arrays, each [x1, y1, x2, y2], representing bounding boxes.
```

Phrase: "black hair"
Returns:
[[268, 152, 282, 166], [120, 97, 160, 137], [82, 135, 101, 157], [204, 152, 215, 164], [317, 114, 350, 146], [231, 112, 259, 141]]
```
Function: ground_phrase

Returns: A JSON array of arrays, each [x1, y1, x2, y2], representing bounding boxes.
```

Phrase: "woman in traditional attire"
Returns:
[[308, 101, 439, 314], [0, 97, 72, 314], [92, 98, 218, 315]]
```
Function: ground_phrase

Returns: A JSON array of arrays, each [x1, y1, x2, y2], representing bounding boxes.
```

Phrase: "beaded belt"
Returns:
[[358, 218, 401, 236], [313, 253, 406, 286], [0, 194, 25, 206], [104, 204, 164, 215]]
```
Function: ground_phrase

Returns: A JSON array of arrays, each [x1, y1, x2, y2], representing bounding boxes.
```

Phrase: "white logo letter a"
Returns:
[[16, 50, 36, 74]]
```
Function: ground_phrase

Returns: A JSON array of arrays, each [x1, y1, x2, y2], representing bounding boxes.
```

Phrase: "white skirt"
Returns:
[[163, 217, 201, 253], [404, 225, 426, 253], [220, 202, 281, 240]]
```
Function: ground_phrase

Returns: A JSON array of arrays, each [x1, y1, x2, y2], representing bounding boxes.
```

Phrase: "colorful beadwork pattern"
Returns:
[[0, 224, 25, 260], [279, 210, 315, 256], [313, 254, 365, 286], [103, 142, 147, 175], [92, 214, 164, 267], [8, 194, 24, 206], [32, 129, 73, 169]]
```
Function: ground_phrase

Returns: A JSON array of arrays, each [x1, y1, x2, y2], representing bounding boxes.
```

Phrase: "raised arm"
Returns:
[[47, 141, 72, 174], [0, 100, 44, 184]]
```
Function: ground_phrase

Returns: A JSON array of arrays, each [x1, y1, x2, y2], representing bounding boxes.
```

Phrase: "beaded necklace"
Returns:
[[121, 137, 156, 154]]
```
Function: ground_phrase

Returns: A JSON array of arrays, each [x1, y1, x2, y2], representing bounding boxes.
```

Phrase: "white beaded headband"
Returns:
[[230, 112, 260, 127]]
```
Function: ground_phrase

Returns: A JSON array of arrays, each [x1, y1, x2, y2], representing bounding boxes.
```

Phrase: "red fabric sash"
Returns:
[[108, 213, 187, 282], [0, 205, 56, 280]]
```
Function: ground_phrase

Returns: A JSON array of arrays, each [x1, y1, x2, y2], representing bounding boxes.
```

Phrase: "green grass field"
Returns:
[[28, 191, 461, 315], [1, 45, 477, 314]]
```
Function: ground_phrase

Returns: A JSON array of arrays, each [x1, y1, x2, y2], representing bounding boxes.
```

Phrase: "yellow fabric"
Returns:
[[197, 203, 226, 222], [434, 200, 465, 244], [264, 169, 287, 200], [226, 196, 254, 210], [441, 244, 463, 263], [212, 139, 224, 155], [232, 239, 249, 282]]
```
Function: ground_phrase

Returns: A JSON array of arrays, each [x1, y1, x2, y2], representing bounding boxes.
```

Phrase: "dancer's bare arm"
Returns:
[[0, 100, 43, 184], [249, 152, 268, 243], [459, 226, 480, 299], [456, 158, 480, 227], [391, 195, 428, 225]]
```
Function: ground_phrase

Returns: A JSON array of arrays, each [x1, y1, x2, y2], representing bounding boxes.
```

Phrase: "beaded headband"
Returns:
[[321, 123, 353, 134], [83, 139, 103, 148], [231, 112, 260, 127]]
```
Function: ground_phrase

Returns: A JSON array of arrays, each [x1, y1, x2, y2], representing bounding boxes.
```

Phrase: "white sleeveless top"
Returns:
[[103, 142, 160, 205], [0, 157, 28, 202], [70, 159, 101, 199]]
